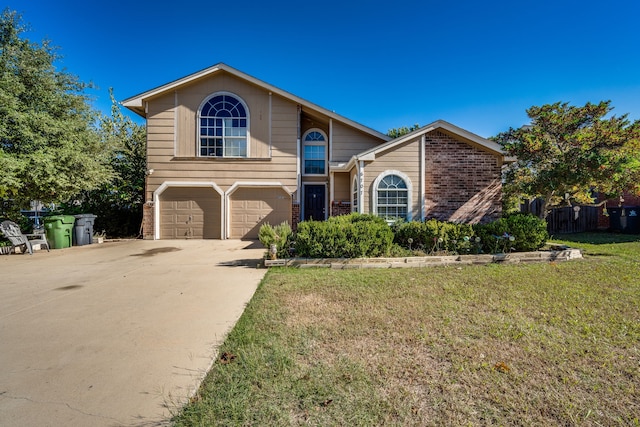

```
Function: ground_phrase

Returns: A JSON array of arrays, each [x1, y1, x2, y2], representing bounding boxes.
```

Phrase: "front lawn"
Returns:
[[173, 233, 640, 426]]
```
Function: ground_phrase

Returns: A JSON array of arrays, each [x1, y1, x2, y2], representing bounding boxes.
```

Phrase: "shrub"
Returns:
[[295, 213, 393, 258], [502, 213, 549, 251], [392, 219, 477, 254], [393, 214, 548, 255], [258, 221, 293, 259], [473, 213, 548, 253]]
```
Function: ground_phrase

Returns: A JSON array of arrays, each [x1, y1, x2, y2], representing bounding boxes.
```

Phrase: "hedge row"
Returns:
[[393, 213, 549, 254], [259, 213, 549, 259], [295, 213, 393, 258]]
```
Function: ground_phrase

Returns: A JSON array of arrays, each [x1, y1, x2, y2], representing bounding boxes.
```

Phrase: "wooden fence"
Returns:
[[544, 206, 599, 234]]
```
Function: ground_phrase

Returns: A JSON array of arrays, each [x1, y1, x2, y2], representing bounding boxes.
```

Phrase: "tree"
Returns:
[[63, 90, 146, 237], [387, 123, 420, 138], [0, 9, 112, 206], [495, 101, 640, 219]]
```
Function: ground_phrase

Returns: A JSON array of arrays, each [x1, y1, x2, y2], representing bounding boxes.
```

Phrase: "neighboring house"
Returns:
[[597, 192, 640, 231], [123, 63, 508, 240]]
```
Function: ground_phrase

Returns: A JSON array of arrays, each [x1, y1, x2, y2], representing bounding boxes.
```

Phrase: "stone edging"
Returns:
[[264, 249, 583, 269]]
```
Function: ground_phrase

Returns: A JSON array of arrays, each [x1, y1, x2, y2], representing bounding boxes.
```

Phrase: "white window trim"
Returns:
[[371, 170, 413, 222], [302, 128, 328, 176], [197, 91, 251, 158], [351, 175, 359, 213]]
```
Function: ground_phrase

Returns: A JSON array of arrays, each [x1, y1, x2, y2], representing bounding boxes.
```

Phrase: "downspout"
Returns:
[[296, 105, 301, 205], [330, 172, 334, 218], [329, 119, 333, 218], [420, 134, 425, 221], [358, 160, 365, 213]]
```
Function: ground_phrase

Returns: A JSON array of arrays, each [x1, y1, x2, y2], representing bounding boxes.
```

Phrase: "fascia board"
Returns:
[[356, 120, 507, 159]]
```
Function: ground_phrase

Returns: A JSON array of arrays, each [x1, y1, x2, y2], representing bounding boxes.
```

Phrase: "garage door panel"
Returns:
[[172, 226, 193, 239], [161, 214, 174, 223], [230, 188, 291, 239], [176, 214, 194, 223], [245, 200, 262, 209], [231, 213, 246, 223], [262, 211, 288, 226], [245, 214, 262, 222], [160, 187, 221, 239]]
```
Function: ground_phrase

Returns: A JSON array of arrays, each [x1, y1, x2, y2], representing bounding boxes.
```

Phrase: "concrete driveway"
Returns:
[[0, 239, 267, 426]]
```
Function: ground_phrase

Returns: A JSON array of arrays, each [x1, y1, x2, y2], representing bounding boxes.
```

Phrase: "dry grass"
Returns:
[[174, 234, 640, 426]]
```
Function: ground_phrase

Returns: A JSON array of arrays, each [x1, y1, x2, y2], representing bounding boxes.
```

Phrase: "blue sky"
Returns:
[[6, 0, 640, 137]]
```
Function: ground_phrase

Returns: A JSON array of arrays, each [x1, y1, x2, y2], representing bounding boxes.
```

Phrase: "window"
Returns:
[[199, 93, 248, 157], [302, 129, 327, 175], [375, 172, 411, 221]]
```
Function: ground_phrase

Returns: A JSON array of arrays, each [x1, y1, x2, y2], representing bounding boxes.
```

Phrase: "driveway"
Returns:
[[0, 239, 267, 426]]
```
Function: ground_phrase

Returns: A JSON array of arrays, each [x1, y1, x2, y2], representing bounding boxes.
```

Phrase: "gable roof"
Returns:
[[121, 63, 391, 142], [330, 120, 512, 171], [362, 120, 505, 158]]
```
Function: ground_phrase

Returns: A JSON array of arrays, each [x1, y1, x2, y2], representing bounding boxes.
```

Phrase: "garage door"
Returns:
[[230, 187, 291, 239], [160, 187, 221, 239]]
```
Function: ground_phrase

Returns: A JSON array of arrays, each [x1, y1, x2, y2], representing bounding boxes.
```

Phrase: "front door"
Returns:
[[304, 185, 325, 221]]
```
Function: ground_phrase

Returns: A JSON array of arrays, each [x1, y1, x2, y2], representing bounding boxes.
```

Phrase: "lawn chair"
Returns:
[[0, 220, 50, 255]]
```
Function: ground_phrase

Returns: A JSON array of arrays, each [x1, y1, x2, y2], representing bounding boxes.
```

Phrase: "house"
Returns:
[[597, 192, 640, 232], [122, 63, 507, 240]]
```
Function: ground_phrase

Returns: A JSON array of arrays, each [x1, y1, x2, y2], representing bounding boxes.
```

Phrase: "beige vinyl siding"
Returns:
[[331, 121, 386, 162], [173, 71, 271, 158], [145, 84, 298, 198], [146, 92, 176, 201], [333, 172, 350, 203], [301, 121, 329, 141], [362, 137, 421, 219], [270, 95, 298, 157]]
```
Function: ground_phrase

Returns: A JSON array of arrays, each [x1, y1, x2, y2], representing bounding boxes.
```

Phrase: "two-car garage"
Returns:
[[157, 183, 291, 240]]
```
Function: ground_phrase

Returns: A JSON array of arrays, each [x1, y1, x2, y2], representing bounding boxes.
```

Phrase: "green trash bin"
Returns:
[[44, 215, 75, 249]]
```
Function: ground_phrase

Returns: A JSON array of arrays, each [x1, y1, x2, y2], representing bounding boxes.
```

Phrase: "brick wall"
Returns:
[[597, 193, 640, 229], [331, 201, 352, 217], [291, 202, 300, 232], [424, 130, 502, 224], [142, 202, 155, 239]]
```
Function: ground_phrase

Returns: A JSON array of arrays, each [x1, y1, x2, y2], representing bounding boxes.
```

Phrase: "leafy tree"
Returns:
[[494, 101, 640, 219], [387, 123, 420, 138], [0, 9, 112, 205], [63, 91, 146, 237]]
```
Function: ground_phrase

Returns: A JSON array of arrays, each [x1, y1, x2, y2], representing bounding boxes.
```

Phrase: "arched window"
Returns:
[[373, 171, 412, 221], [199, 93, 248, 157], [352, 175, 358, 213], [302, 129, 327, 175]]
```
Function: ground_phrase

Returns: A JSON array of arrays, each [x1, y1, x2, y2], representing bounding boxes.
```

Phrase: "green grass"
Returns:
[[173, 233, 640, 426]]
